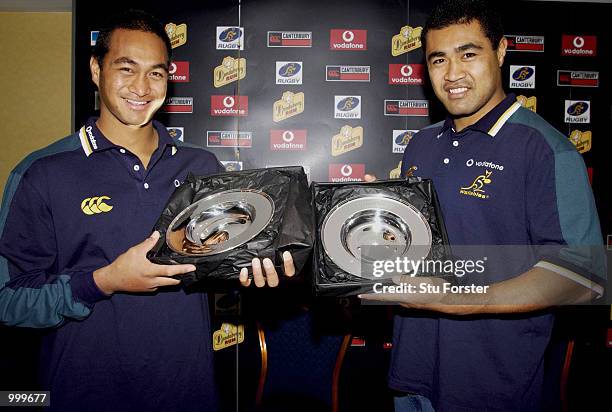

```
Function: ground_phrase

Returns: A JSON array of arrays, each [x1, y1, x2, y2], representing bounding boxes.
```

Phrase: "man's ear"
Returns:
[[90, 56, 101, 88], [497, 37, 507, 67]]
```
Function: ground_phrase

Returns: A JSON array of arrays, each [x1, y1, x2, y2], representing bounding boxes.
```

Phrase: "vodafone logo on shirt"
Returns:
[[210, 95, 248, 116], [561, 35, 596, 56], [328, 163, 365, 182], [388, 64, 424, 85], [330, 29, 367, 50]]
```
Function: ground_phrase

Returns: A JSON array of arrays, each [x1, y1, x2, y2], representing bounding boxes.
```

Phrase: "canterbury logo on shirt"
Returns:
[[81, 196, 113, 215]]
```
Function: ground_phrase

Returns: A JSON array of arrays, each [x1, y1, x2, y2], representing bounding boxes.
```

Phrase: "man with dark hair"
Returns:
[[362, 0, 604, 410], [0, 9, 290, 411]]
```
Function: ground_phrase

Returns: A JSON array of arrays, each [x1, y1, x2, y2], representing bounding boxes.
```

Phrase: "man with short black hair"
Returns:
[[0, 9, 290, 411], [362, 0, 605, 410]]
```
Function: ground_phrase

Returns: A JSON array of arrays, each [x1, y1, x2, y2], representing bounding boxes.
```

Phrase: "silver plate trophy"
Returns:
[[321, 195, 432, 279], [166, 189, 274, 256]]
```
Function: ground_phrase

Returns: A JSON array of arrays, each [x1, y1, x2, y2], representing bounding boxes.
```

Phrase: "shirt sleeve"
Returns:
[[0, 167, 108, 328], [525, 137, 606, 297]]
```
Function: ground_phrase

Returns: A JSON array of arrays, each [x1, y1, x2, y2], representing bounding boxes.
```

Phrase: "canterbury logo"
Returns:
[[81, 196, 113, 215]]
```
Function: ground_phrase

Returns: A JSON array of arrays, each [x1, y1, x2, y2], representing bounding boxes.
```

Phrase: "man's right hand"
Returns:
[[93, 231, 195, 295], [364, 174, 377, 182]]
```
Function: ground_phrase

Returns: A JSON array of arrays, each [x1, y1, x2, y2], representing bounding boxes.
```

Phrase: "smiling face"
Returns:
[[425, 20, 507, 131], [91, 29, 169, 132]]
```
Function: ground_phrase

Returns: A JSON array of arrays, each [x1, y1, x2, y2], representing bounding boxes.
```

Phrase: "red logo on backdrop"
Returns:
[[210, 95, 248, 116], [561, 35, 596, 56], [330, 29, 367, 50], [384, 100, 429, 116], [160, 97, 193, 113], [328, 163, 365, 182], [168, 61, 189, 82], [388, 64, 424, 85], [326, 65, 370, 82], [267, 31, 312, 47], [270, 129, 307, 151], [505, 35, 545, 52]]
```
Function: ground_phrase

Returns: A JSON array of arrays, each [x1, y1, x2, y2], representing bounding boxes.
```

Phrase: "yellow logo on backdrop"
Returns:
[[273, 91, 305, 122], [165, 23, 187, 48], [390, 161, 402, 179], [392, 25, 423, 56], [569, 130, 592, 154], [213, 323, 245, 351], [214, 56, 247, 88], [459, 170, 492, 199], [332, 125, 363, 156], [517, 95, 537, 113], [81, 196, 113, 215]]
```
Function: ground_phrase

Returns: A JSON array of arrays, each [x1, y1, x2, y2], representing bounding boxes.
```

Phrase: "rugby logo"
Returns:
[[334, 96, 361, 119], [166, 127, 184, 141], [276, 62, 303, 84], [393, 130, 417, 153], [564, 100, 590, 123], [509, 65, 535, 89], [217, 26, 244, 50], [221, 161, 244, 171]]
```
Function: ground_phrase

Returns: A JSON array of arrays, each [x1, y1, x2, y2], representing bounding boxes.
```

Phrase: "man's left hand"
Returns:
[[239, 251, 295, 287]]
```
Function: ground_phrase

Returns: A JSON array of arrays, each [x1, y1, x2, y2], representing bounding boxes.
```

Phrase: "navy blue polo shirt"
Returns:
[[0, 118, 222, 411], [390, 95, 604, 411]]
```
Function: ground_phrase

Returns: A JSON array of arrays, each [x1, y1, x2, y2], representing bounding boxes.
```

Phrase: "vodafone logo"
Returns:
[[400, 65, 413, 77], [270, 129, 307, 151], [388, 64, 424, 85], [342, 30, 355, 42], [328, 163, 365, 181], [223, 96, 235, 108], [561, 35, 596, 56], [211, 95, 248, 116], [330, 29, 367, 50], [168, 61, 189, 82], [573, 36, 584, 48], [282, 131, 294, 142], [341, 164, 353, 176]]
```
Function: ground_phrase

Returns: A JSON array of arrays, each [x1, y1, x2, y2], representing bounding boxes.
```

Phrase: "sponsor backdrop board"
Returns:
[[74, 0, 611, 235]]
